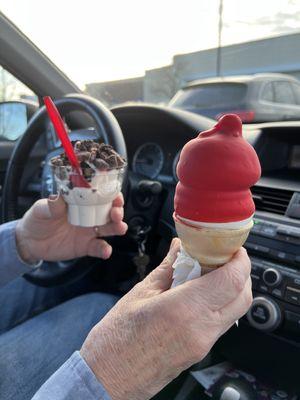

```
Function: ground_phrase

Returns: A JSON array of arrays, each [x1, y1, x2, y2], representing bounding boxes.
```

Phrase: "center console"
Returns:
[[245, 214, 300, 338]]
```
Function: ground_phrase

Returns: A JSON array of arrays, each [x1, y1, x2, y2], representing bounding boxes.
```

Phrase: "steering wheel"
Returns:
[[1, 94, 127, 287]]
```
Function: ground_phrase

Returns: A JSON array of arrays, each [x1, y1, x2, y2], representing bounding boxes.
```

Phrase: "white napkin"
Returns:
[[171, 246, 238, 326], [171, 246, 201, 287]]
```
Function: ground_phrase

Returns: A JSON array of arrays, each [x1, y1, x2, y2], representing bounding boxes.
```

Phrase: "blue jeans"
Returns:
[[0, 276, 119, 400]]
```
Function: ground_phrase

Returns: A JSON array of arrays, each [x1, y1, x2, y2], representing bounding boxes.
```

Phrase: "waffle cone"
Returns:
[[174, 217, 253, 274]]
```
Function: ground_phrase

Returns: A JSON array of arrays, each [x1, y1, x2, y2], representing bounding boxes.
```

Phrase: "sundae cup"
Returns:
[[174, 114, 261, 275], [51, 140, 126, 227]]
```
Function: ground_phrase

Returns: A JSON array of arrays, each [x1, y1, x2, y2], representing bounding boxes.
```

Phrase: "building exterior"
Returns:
[[145, 31, 300, 103], [86, 32, 300, 106], [142, 65, 178, 104], [85, 76, 143, 106]]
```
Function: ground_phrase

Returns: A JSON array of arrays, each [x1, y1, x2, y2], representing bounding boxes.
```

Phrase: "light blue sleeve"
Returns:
[[32, 351, 111, 400], [0, 220, 41, 287]]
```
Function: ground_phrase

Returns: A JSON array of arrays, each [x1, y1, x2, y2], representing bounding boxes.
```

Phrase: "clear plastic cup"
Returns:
[[51, 164, 126, 227]]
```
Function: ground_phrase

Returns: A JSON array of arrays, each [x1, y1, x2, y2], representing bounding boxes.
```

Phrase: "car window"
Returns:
[[0, 66, 37, 103], [291, 83, 300, 105], [0, 66, 38, 140], [261, 82, 274, 102], [273, 81, 296, 105], [169, 83, 247, 108]]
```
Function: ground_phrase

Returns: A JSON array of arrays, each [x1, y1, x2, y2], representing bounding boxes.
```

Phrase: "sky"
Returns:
[[1, 0, 300, 88]]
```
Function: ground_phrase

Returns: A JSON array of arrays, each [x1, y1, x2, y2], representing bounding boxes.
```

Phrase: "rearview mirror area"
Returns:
[[0, 101, 28, 141]]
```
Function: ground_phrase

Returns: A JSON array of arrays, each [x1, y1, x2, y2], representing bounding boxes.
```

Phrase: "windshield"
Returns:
[[170, 83, 247, 108], [1, 0, 300, 122]]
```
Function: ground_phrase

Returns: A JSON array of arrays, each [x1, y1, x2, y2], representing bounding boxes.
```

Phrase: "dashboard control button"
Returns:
[[285, 311, 300, 332], [292, 277, 300, 287], [257, 245, 270, 254], [272, 288, 283, 298], [270, 250, 294, 263], [252, 223, 262, 233], [247, 296, 281, 332], [277, 251, 287, 260], [263, 268, 282, 287], [250, 263, 261, 273], [260, 225, 277, 238], [250, 274, 259, 289], [138, 180, 162, 195], [258, 284, 268, 293], [275, 390, 288, 399], [251, 303, 270, 324], [285, 287, 300, 305], [246, 243, 270, 254]]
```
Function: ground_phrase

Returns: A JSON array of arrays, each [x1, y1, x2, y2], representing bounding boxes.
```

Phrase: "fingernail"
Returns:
[[102, 245, 112, 259], [48, 194, 58, 201], [171, 237, 179, 248]]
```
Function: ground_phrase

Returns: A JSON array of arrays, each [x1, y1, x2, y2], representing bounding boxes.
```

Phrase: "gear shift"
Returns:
[[212, 376, 256, 400], [220, 387, 242, 400]]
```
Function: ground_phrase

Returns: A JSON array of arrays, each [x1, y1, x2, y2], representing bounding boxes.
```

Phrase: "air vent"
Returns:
[[251, 186, 294, 215]]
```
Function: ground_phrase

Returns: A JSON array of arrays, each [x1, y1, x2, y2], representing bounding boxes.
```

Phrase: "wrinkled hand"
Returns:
[[15, 194, 127, 263], [81, 239, 252, 400]]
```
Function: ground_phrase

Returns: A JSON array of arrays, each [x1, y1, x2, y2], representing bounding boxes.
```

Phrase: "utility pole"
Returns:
[[216, 0, 223, 76]]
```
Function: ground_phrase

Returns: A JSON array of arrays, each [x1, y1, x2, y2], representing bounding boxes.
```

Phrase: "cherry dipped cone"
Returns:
[[174, 114, 261, 273]]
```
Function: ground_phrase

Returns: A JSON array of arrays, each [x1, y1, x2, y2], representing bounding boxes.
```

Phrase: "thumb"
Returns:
[[143, 238, 181, 294], [47, 194, 67, 219]]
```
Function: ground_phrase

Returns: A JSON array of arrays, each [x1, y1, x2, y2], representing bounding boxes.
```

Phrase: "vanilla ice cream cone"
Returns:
[[174, 216, 253, 274], [172, 114, 261, 284]]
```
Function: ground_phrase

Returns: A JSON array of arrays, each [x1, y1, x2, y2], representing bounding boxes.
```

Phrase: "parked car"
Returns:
[[169, 73, 300, 123]]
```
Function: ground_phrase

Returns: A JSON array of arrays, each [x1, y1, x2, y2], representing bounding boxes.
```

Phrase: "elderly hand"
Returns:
[[81, 239, 252, 400], [15, 194, 127, 263]]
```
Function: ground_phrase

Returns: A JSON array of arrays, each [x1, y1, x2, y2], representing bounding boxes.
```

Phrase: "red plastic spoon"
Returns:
[[44, 96, 90, 188]]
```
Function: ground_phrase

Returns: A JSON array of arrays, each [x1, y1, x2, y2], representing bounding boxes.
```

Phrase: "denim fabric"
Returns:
[[0, 221, 116, 399], [0, 290, 117, 399]]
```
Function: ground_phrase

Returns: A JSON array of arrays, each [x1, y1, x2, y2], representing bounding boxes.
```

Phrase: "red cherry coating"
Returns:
[[174, 114, 261, 223]]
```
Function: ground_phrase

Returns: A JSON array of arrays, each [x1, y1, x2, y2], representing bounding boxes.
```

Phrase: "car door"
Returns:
[[273, 81, 299, 120], [259, 82, 280, 122], [291, 82, 300, 117], [0, 65, 45, 216]]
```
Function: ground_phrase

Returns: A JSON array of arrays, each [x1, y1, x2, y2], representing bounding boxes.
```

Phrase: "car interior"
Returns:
[[1, 6, 300, 400]]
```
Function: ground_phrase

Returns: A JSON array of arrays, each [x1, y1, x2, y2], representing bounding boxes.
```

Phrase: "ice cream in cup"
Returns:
[[172, 114, 261, 282], [51, 140, 126, 227]]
